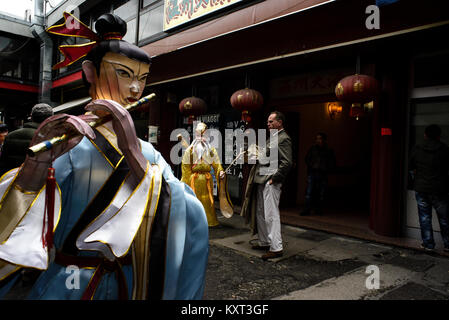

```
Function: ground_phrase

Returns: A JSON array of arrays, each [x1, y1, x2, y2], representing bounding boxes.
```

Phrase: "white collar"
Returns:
[[272, 128, 284, 136]]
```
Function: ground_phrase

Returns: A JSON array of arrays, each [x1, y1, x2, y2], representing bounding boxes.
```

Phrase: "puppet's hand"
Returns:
[[85, 99, 147, 180], [16, 114, 97, 191]]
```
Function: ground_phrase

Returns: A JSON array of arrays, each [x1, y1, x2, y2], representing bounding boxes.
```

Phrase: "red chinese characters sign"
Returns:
[[164, 0, 243, 31], [270, 69, 353, 99]]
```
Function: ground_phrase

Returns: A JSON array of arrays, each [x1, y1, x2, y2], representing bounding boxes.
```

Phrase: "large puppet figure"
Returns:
[[0, 13, 208, 300], [181, 122, 226, 227]]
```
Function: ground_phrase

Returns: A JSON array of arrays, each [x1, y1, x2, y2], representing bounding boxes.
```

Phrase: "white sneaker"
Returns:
[[420, 243, 434, 251]]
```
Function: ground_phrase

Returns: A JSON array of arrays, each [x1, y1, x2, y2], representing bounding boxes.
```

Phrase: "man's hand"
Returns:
[[268, 179, 273, 185], [219, 171, 226, 180]]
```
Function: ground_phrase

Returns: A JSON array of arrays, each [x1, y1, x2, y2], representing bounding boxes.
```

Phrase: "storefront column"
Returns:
[[155, 92, 179, 162], [369, 59, 408, 237], [31, 0, 53, 105]]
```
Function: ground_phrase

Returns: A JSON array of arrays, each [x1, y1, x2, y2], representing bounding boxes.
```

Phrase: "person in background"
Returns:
[[0, 104, 54, 175], [0, 123, 8, 156], [301, 132, 336, 216], [409, 124, 449, 252]]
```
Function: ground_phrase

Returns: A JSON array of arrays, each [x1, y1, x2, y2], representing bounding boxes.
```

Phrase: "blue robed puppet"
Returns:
[[0, 12, 208, 300]]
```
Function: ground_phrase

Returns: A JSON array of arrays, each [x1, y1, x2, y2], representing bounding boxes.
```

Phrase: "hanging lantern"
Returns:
[[230, 88, 263, 123], [179, 96, 207, 124], [335, 74, 378, 120]]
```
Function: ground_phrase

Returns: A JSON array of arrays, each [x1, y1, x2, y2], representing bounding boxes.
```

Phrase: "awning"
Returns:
[[53, 96, 91, 113], [146, 0, 449, 85]]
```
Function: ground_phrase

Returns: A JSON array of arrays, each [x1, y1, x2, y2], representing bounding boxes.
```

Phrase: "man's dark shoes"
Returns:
[[251, 244, 270, 251], [262, 250, 283, 261]]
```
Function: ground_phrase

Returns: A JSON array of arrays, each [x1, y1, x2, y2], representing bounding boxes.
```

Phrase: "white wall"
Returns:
[[0, 14, 33, 37]]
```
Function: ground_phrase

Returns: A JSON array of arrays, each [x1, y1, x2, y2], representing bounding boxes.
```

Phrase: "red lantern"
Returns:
[[335, 74, 378, 119], [179, 96, 207, 124], [230, 88, 263, 123]]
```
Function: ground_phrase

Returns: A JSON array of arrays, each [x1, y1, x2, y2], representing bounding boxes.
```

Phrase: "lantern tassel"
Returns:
[[42, 168, 56, 251]]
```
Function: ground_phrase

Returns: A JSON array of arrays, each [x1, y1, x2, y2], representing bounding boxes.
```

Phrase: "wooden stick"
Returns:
[[27, 93, 156, 157]]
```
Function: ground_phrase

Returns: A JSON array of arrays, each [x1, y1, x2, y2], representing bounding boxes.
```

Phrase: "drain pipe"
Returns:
[[30, 0, 54, 105]]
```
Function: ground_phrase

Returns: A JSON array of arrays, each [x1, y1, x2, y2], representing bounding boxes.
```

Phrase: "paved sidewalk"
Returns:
[[204, 212, 449, 300]]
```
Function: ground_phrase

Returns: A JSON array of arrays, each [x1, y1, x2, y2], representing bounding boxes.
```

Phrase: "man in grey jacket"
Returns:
[[242, 111, 293, 260]]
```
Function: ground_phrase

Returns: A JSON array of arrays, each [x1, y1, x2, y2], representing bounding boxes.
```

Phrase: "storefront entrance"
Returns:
[[277, 101, 372, 235]]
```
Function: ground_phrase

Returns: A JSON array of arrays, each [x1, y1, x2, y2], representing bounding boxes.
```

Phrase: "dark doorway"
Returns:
[[277, 100, 372, 233], [279, 111, 299, 209]]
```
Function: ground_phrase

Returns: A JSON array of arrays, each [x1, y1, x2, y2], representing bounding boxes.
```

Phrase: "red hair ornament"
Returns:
[[47, 12, 123, 70]]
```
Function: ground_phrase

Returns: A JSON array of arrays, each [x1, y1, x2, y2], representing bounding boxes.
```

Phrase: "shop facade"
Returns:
[[40, 0, 449, 246], [141, 0, 449, 245], [0, 13, 40, 130]]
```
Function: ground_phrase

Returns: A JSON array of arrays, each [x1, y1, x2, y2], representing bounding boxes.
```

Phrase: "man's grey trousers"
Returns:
[[256, 182, 283, 252]]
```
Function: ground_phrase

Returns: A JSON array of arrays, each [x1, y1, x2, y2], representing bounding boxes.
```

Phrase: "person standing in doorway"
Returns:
[[241, 111, 293, 260], [0, 124, 8, 157], [409, 124, 449, 251], [301, 132, 336, 216]]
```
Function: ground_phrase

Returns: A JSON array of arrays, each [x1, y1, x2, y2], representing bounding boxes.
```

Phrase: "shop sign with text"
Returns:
[[164, 0, 243, 30], [270, 68, 353, 99]]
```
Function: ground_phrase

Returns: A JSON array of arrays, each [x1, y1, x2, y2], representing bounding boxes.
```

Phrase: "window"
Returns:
[[113, 0, 139, 44], [143, 0, 161, 8], [410, 51, 449, 148], [409, 98, 449, 149], [0, 35, 39, 81], [139, 1, 164, 42], [90, 2, 113, 28], [414, 53, 449, 88], [123, 18, 137, 43], [113, 0, 139, 21]]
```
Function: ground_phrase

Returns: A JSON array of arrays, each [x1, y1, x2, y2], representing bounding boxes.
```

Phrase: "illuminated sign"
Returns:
[[164, 0, 243, 31]]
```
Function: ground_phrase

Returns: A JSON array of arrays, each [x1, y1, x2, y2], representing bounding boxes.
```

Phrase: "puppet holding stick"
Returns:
[[0, 12, 208, 300]]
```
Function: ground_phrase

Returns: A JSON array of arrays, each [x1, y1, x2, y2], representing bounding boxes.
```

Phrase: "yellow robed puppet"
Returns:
[[181, 122, 226, 227]]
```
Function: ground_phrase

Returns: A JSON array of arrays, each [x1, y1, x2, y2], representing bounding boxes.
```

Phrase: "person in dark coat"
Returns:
[[409, 124, 449, 251], [0, 103, 53, 175], [0, 124, 8, 154], [301, 132, 336, 216]]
